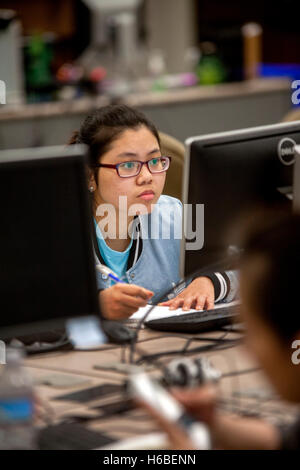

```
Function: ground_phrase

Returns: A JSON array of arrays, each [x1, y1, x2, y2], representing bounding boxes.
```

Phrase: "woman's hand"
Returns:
[[99, 283, 153, 320], [159, 277, 215, 311]]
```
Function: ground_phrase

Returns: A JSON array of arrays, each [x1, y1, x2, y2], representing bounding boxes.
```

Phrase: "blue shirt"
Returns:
[[94, 219, 133, 283]]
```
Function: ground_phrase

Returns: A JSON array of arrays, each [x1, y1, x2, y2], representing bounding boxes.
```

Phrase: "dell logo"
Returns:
[[277, 137, 297, 166]]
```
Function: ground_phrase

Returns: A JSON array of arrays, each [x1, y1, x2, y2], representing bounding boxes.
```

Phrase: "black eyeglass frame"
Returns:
[[92, 156, 172, 178]]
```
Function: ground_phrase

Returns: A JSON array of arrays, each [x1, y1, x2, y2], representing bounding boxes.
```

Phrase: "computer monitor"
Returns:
[[0, 145, 101, 340], [181, 121, 300, 277]]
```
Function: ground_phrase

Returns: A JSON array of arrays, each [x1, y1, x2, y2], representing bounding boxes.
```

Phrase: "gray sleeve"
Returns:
[[222, 270, 239, 302], [209, 270, 239, 303]]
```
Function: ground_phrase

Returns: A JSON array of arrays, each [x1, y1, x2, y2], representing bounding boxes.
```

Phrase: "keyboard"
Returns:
[[37, 422, 115, 450], [145, 304, 239, 333]]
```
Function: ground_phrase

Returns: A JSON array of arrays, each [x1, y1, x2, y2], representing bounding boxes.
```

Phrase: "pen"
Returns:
[[96, 263, 126, 284]]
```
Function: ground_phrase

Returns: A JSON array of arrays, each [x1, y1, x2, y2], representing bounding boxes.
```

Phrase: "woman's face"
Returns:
[[240, 256, 300, 403], [91, 126, 166, 218]]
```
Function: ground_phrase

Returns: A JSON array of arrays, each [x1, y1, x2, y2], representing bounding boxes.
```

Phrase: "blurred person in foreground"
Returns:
[[140, 212, 300, 450]]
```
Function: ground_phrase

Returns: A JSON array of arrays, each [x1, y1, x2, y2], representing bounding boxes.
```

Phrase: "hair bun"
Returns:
[[68, 130, 81, 145]]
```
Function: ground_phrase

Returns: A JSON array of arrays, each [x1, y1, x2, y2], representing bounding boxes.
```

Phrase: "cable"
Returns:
[[181, 331, 229, 355], [42, 333, 201, 355], [23, 333, 184, 357], [222, 367, 260, 378], [131, 329, 240, 368], [133, 345, 166, 372], [129, 254, 239, 363], [9, 334, 73, 356]]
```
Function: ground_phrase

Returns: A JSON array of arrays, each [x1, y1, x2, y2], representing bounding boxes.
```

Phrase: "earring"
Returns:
[[89, 186, 94, 193]]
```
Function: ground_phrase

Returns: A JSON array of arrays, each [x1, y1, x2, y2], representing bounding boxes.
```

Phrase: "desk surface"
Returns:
[[25, 327, 300, 448]]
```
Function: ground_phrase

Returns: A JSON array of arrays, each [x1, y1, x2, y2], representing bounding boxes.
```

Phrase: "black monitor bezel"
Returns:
[[181, 121, 300, 278], [0, 145, 100, 340]]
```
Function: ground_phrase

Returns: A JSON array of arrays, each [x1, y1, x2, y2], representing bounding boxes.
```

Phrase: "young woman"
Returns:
[[142, 212, 300, 450], [70, 105, 237, 320]]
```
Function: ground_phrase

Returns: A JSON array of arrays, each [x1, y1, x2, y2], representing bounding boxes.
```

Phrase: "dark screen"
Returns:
[[0, 149, 99, 335]]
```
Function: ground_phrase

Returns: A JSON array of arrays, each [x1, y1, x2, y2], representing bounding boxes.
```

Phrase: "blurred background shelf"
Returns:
[[0, 0, 299, 148], [0, 77, 292, 149]]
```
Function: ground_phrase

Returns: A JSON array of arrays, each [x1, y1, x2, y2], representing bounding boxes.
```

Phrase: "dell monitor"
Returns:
[[0, 145, 101, 340], [181, 121, 300, 277]]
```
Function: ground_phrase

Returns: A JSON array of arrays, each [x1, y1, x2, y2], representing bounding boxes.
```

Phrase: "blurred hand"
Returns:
[[159, 277, 215, 311], [137, 385, 218, 450], [172, 385, 217, 424], [99, 283, 153, 320], [139, 385, 280, 450]]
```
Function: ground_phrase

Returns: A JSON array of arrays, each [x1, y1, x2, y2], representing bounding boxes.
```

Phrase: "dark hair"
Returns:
[[241, 211, 300, 343], [69, 104, 160, 169]]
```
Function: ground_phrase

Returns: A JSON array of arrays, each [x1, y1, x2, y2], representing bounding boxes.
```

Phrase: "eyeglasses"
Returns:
[[93, 156, 171, 178]]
